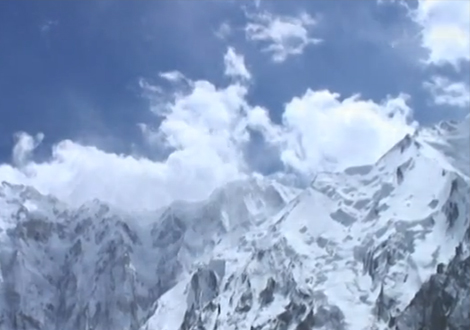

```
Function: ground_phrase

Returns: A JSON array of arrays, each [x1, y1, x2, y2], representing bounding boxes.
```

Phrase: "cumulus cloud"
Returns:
[[0, 47, 415, 211], [410, 0, 469, 68], [378, 0, 469, 69], [1, 133, 245, 212], [264, 91, 416, 175], [245, 11, 322, 63], [423, 76, 470, 108]]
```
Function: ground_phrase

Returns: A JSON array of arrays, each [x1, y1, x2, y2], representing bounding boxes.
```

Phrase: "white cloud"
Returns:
[[245, 11, 322, 63], [378, 0, 469, 68], [0, 133, 244, 212], [159, 70, 187, 83], [424, 76, 470, 108], [379, 0, 469, 111], [263, 91, 416, 175], [0, 50, 415, 211], [224, 47, 251, 80], [410, 0, 470, 68], [1, 67, 252, 211]]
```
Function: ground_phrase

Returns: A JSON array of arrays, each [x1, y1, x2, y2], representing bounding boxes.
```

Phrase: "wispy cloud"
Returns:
[[224, 47, 251, 81], [159, 71, 187, 83], [12, 132, 44, 167], [215, 21, 232, 40], [245, 10, 322, 63], [40, 20, 59, 35], [424, 76, 470, 108]]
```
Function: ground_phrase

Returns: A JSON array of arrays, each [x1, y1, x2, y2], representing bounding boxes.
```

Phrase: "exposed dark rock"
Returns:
[[396, 255, 470, 330], [236, 290, 253, 313], [259, 277, 276, 306]]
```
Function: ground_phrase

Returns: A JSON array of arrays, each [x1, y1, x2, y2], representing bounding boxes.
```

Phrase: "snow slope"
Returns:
[[142, 123, 470, 330]]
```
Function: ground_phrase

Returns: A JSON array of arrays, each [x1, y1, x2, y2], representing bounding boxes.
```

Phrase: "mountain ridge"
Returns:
[[0, 118, 468, 330]]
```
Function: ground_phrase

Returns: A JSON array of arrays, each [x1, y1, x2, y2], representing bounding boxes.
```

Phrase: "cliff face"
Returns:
[[394, 245, 470, 330]]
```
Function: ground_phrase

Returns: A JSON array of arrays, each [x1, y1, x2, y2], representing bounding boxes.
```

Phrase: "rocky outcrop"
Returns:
[[396, 252, 470, 330]]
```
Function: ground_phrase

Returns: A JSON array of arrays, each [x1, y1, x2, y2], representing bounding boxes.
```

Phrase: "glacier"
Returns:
[[0, 119, 468, 330]]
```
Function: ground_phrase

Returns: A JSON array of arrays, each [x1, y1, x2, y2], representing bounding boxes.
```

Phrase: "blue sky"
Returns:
[[0, 0, 468, 209]]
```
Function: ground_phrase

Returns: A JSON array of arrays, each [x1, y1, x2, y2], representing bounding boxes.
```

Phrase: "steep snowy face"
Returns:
[[0, 177, 293, 330], [149, 177, 298, 272], [417, 116, 470, 178], [143, 133, 469, 330]]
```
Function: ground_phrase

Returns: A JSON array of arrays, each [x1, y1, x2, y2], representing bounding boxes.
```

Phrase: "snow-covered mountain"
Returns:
[[0, 176, 296, 330], [0, 119, 468, 330]]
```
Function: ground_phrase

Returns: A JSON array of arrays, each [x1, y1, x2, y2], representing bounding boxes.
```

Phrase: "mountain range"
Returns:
[[0, 117, 469, 330]]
